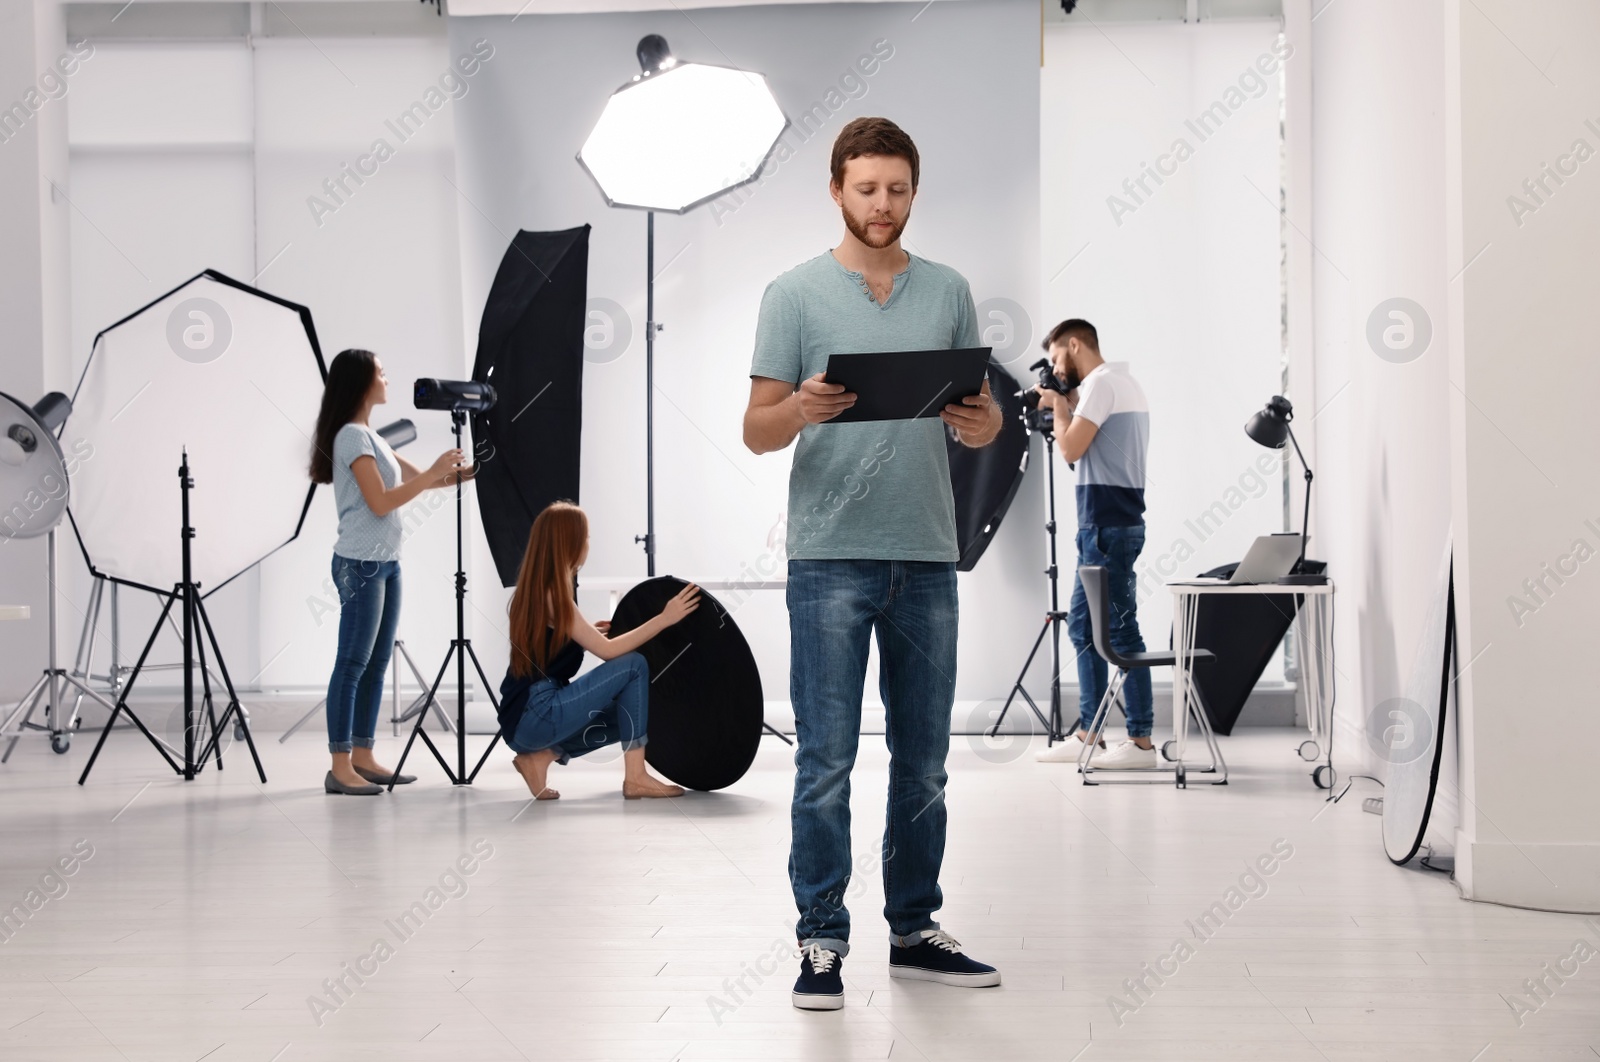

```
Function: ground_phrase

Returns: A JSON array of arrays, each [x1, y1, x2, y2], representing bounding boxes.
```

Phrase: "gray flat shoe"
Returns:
[[324, 771, 382, 795], [354, 765, 416, 786]]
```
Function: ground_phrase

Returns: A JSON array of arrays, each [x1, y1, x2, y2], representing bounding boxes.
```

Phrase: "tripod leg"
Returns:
[[1, 675, 51, 763], [463, 642, 505, 784], [762, 721, 794, 745], [79, 591, 184, 784], [395, 640, 456, 735], [191, 613, 225, 773], [990, 615, 1055, 737], [390, 643, 461, 787], [194, 595, 266, 784], [278, 698, 327, 744]]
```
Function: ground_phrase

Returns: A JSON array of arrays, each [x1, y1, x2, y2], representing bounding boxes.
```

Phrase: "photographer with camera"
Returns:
[[1031, 320, 1156, 768], [309, 350, 474, 796]]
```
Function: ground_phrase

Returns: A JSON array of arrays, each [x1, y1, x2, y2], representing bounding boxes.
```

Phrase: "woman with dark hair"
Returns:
[[499, 500, 699, 800], [310, 349, 472, 795]]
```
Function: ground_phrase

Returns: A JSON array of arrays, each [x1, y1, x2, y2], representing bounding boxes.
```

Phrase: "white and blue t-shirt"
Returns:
[[1072, 362, 1148, 528]]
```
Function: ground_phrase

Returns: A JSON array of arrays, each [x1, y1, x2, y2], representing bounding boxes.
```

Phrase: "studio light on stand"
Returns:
[[0, 391, 124, 761], [1245, 395, 1326, 586], [387, 378, 503, 789], [577, 34, 788, 575], [986, 362, 1078, 746]]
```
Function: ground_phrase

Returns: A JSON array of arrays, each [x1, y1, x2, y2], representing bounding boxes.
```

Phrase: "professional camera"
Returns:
[[414, 378, 497, 414], [1019, 387, 1054, 435], [1031, 356, 1078, 396]]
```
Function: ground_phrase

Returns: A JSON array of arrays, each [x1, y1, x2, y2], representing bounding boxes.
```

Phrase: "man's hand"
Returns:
[[795, 372, 857, 424], [1034, 383, 1078, 416], [943, 378, 1002, 446]]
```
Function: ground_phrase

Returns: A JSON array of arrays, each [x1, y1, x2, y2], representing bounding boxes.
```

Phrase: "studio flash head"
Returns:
[[414, 377, 497, 413]]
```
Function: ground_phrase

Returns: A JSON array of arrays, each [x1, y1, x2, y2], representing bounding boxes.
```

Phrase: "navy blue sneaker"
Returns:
[[889, 930, 1001, 987], [792, 943, 844, 1010]]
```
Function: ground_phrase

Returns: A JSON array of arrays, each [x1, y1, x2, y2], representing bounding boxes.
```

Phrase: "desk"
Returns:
[[1170, 580, 1336, 788]]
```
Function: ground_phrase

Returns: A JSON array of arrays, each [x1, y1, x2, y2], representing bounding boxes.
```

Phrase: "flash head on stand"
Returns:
[[414, 378, 497, 413]]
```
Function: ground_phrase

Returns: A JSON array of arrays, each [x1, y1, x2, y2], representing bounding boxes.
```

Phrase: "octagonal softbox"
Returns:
[[578, 61, 789, 214], [608, 577, 762, 791], [67, 270, 325, 595]]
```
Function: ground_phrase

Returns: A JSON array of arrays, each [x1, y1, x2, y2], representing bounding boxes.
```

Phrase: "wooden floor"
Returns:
[[0, 724, 1596, 1061]]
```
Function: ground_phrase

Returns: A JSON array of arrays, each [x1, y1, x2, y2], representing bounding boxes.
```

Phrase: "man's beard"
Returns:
[[841, 202, 909, 248]]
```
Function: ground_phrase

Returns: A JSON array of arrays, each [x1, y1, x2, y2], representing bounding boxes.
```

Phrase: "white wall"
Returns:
[[1301, 0, 1455, 780], [1041, 19, 1289, 680], [1302, 0, 1600, 909], [8, 29, 471, 715], [1445, 0, 1600, 910], [447, 1, 1048, 727], [0, 0, 72, 702]]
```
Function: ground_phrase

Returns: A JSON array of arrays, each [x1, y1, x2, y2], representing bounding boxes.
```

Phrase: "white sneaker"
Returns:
[[1036, 736, 1103, 763], [1092, 740, 1158, 769]]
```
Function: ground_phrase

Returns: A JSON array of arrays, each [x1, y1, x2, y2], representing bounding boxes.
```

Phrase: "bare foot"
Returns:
[[622, 775, 684, 800], [513, 751, 560, 800]]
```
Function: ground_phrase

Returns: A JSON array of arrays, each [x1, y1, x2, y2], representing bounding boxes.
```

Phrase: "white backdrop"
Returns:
[[448, 1, 1046, 726], [55, 36, 470, 704], [1042, 19, 1290, 682]]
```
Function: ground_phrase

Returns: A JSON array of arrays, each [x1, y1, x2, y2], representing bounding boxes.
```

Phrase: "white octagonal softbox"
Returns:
[[578, 60, 789, 213], [67, 270, 325, 596]]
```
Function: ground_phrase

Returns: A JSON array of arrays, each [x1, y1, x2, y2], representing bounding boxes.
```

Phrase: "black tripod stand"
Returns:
[[389, 410, 502, 788], [988, 418, 1073, 747], [78, 449, 265, 784]]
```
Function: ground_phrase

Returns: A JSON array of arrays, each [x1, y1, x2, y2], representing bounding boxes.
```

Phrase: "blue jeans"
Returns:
[[504, 652, 650, 762], [1067, 525, 1152, 738], [326, 554, 401, 754], [787, 559, 958, 958]]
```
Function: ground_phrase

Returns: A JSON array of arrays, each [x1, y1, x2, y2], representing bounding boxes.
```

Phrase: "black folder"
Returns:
[[821, 347, 991, 424]]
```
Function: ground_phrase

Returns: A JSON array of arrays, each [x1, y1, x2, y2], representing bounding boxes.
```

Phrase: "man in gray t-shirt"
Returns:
[[743, 117, 1003, 1009]]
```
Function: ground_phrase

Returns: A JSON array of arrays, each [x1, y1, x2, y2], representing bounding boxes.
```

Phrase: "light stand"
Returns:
[[635, 210, 659, 575], [77, 449, 265, 784], [388, 410, 504, 788], [0, 531, 129, 760], [1245, 395, 1325, 586], [577, 35, 788, 575], [988, 418, 1071, 745]]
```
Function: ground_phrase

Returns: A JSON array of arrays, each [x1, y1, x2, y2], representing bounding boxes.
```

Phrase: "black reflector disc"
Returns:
[[608, 577, 763, 791]]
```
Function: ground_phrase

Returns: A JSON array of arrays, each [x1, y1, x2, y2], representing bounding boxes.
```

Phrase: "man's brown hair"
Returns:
[[1043, 318, 1099, 352], [830, 116, 920, 191]]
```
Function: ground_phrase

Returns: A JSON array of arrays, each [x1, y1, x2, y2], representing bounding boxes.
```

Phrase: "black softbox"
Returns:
[[471, 226, 590, 587], [946, 359, 1030, 571]]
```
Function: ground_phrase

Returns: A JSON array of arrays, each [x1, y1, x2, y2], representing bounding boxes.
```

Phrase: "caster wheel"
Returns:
[[1161, 740, 1177, 762], [1298, 740, 1320, 762], [234, 724, 248, 742], [1175, 763, 1187, 789], [1313, 764, 1335, 790], [51, 734, 70, 754]]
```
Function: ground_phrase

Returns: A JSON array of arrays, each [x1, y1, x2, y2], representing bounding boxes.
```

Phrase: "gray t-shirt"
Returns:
[[750, 249, 979, 562], [332, 422, 404, 562]]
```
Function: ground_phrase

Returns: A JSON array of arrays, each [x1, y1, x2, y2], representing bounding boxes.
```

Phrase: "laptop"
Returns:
[[1172, 533, 1304, 586]]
